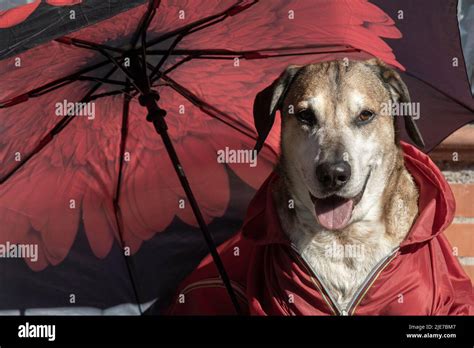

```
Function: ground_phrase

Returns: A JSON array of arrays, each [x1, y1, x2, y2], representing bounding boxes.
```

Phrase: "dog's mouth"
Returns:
[[309, 170, 371, 231]]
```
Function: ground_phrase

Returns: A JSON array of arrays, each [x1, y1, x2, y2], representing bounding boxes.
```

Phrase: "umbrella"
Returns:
[[0, 0, 472, 315]]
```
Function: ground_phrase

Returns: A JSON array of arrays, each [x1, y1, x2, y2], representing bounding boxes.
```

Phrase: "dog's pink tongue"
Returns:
[[313, 196, 353, 230]]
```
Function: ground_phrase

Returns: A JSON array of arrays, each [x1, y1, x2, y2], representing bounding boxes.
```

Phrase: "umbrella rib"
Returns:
[[160, 74, 257, 140], [114, 82, 131, 221], [162, 55, 194, 75], [56, 37, 127, 54], [149, 13, 231, 81], [88, 88, 137, 101], [76, 76, 129, 86], [112, 80, 144, 314], [0, 68, 129, 107], [159, 74, 279, 158], [139, 1, 161, 90], [0, 66, 117, 185], [153, 47, 357, 84], [144, 0, 258, 49], [130, 0, 160, 49], [149, 32, 188, 80], [146, 45, 356, 56], [190, 48, 359, 60], [160, 74, 280, 159], [0, 60, 112, 108]]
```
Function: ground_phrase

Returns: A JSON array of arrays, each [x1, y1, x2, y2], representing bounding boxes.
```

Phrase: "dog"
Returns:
[[167, 58, 473, 315], [253, 58, 425, 311]]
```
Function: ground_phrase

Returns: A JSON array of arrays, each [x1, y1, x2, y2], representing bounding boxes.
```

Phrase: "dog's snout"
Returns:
[[316, 161, 351, 190]]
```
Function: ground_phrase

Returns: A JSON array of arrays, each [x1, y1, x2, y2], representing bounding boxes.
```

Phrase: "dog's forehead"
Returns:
[[288, 60, 387, 103]]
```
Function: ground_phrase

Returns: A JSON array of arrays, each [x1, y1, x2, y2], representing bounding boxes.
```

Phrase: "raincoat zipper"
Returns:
[[291, 245, 399, 316]]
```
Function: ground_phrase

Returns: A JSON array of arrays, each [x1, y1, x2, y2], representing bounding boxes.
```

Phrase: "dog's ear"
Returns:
[[366, 58, 425, 149], [253, 65, 302, 153]]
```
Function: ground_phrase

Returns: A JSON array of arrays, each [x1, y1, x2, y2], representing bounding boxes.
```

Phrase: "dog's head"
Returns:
[[253, 59, 424, 231]]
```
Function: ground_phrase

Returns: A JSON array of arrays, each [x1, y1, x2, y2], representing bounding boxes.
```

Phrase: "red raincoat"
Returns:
[[167, 142, 474, 315]]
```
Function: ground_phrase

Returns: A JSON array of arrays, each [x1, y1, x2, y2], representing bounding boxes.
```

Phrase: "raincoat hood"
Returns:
[[168, 144, 473, 316], [400, 142, 455, 246]]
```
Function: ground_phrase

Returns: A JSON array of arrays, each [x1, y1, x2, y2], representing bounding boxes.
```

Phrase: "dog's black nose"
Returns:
[[316, 161, 351, 190]]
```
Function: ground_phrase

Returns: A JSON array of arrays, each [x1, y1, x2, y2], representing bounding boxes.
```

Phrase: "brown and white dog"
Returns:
[[253, 59, 425, 311]]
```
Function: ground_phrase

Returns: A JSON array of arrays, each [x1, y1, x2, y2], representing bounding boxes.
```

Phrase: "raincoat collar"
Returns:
[[242, 142, 455, 248]]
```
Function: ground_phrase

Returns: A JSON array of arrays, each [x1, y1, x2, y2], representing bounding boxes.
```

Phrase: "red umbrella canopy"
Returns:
[[0, 0, 472, 314]]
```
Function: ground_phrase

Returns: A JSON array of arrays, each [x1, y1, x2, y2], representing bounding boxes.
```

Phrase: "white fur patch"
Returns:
[[349, 91, 365, 110], [307, 94, 326, 115]]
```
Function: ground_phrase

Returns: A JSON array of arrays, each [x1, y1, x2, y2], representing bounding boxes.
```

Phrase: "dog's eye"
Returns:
[[357, 110, 375, 123], [296, 110, 315, 125]]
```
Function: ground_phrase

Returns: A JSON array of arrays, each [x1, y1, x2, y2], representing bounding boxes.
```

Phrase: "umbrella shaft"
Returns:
[[145, 99, 243, 315]]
